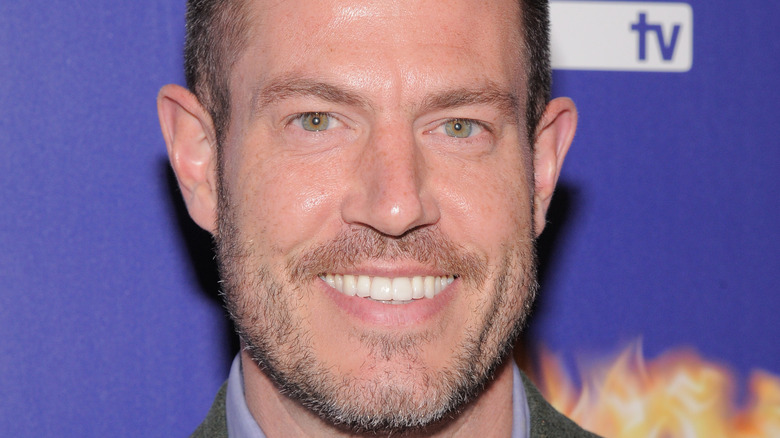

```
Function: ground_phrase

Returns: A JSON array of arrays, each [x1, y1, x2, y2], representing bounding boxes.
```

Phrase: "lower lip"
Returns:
[[320, 279, 457, 327]]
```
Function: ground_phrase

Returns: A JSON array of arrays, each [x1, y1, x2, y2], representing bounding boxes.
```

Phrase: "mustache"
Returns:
[[287, 226, 488, 287]]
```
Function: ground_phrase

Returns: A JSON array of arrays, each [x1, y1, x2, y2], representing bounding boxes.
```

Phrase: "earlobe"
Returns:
[[157, 84, 219, 234], [532, 97, 578, 237]]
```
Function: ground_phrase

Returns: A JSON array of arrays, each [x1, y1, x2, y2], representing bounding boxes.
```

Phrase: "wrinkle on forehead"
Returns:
[[249, 70, 520, 126]]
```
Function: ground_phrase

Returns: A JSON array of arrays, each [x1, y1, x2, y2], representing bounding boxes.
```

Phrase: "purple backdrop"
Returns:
[[1, 1, 777, 436]]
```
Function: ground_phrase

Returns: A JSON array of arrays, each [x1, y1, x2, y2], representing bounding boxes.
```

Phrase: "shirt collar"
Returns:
[[226, 354, 529, 437], [512, 358, 532, 438], [226, 354, 267, 438]]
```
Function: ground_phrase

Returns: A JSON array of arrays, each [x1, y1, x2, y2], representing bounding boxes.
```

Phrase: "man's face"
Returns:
[[218, 0, 536, 431]]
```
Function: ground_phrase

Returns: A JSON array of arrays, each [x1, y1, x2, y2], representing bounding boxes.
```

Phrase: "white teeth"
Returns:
[[424, 276, 436, 299], [411, 276, 424, 299], [343, 275, 357, 296], [392, 277, 413, 301], [356, 275, 371, 297], [370, 277, 393, 301], [321, 274, 455, 303]]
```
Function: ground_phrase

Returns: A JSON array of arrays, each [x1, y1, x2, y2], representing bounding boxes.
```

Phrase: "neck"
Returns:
[[241, 350, 516, 437]]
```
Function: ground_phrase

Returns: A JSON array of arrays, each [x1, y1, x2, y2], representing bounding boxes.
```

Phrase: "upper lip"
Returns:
[[319, 262, 452, 278]]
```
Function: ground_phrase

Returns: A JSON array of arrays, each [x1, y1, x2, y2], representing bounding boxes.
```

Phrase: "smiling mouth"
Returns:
[[319, 274, 456, 304]]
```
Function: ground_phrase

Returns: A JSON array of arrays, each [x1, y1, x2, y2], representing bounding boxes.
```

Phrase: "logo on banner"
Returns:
[[550, 1, 693, 72], [631, 12, 681, 61]]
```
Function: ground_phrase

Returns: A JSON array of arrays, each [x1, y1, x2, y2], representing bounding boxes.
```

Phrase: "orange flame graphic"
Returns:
[[528, 342, 780, 437]]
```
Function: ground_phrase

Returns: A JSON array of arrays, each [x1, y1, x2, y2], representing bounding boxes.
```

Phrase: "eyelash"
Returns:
[[288, 112, 338, 128], [436, 118, 492, 136], [286, 113, 492, 136]]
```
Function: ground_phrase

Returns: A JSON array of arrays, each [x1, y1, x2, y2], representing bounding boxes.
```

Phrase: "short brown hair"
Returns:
[[184, 0, 250, 145]]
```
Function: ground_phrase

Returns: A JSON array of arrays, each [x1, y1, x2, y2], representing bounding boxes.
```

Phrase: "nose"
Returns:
[[341, 122, 439, 236]]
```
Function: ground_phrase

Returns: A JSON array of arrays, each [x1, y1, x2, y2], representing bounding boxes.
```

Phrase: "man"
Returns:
[[158, 0, 595, 436]]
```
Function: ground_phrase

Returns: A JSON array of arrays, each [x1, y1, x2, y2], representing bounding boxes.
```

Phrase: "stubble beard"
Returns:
[[215, 194, 539, 435]]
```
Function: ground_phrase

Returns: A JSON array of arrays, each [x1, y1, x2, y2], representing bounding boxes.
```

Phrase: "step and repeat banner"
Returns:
[[1, 1, 777, 436]]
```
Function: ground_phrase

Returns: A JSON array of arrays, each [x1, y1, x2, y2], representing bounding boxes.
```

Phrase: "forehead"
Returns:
[[231, 0, 524, 108]]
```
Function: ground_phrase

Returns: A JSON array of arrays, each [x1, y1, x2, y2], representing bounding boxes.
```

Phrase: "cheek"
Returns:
[[221, 146, 343, 255], [435, 156, 531, 251]]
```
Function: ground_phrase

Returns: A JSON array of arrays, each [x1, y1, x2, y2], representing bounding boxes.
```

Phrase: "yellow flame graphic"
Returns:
[[528, 342, 780, 438]]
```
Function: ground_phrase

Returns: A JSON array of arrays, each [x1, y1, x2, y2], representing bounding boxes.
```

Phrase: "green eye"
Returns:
[[301, 112, 330, 131], [444, 119, 473, 138]]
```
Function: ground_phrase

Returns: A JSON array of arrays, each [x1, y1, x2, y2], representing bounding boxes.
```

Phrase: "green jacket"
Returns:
[[191, 371, 599, 437]]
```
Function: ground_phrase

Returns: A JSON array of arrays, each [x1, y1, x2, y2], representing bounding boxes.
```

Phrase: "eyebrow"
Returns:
[[420, 83, 520, 122], [251, 75, 371, 116], [251, 75, 519, 122]]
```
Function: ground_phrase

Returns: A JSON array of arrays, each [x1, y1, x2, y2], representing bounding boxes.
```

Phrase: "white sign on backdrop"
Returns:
[[550, 1, 693, 72]]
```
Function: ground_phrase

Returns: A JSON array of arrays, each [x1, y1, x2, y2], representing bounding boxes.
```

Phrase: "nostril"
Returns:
[[340, 127, 441, 236], [341, 190, 434, 238]]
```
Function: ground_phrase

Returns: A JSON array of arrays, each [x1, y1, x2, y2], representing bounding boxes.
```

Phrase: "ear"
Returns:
[[533, 97, 577, 237], [157, 84, 219, 234]]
